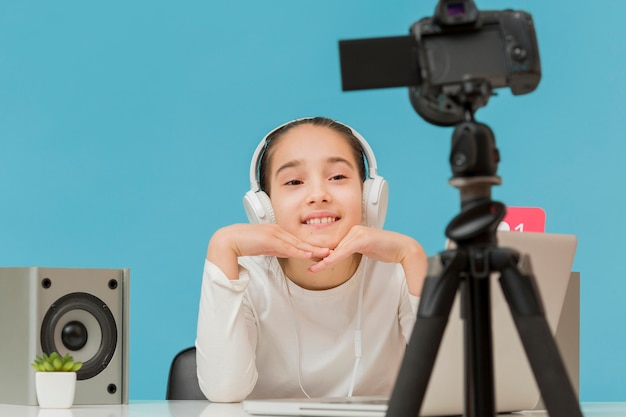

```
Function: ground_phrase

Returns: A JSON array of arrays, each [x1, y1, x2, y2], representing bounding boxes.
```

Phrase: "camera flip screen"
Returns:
[[338, 36, 420, 91]]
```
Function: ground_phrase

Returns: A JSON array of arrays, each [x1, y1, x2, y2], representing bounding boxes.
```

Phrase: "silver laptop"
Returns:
[[243, 231, 578, 417]]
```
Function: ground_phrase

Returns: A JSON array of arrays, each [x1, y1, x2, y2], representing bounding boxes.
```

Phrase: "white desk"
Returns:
[[0, 401, 624, 417]]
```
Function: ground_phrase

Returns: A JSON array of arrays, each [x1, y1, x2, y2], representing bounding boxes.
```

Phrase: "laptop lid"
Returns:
[[243, 231, 578, 417]]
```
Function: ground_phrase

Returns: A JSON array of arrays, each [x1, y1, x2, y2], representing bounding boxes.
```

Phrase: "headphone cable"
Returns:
[[286, 257, 367, 399]]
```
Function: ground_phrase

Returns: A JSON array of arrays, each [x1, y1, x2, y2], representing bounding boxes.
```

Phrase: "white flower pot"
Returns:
[[35, 372, 77, 409]]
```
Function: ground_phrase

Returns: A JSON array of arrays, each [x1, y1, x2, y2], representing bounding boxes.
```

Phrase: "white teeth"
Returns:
[[306, 217, 337, 225]]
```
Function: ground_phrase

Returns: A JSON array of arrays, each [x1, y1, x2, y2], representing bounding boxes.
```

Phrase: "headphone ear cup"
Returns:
[[243, 190, 276, 224], [362, 176, 389, 229]]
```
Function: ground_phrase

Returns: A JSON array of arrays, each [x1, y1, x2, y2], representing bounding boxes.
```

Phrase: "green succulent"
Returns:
[[31, 352, 83, 372]]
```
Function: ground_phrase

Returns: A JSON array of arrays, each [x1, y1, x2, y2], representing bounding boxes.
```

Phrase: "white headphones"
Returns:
[[242, 118, 389, 228]]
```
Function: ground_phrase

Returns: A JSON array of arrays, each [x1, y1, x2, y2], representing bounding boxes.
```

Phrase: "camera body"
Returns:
[[409, 3, 541, 125], [338, 0, 542, 127]]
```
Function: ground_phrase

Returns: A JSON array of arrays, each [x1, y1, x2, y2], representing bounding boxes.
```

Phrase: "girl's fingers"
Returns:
[[308, 247, 351, 273], [308, 226, 406, 273], [268, 227, 330, 259]]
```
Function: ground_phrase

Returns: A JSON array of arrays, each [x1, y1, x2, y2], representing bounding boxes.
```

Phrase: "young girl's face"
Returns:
[[267, 124, 363, 250]]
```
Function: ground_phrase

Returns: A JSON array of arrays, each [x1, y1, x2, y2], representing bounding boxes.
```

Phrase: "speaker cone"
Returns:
[[41, 292, 118, 380]]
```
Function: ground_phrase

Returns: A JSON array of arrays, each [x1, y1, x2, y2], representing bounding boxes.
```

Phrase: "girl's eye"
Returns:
[[285, 179, 303, 186], [330, 174, 347, 181]]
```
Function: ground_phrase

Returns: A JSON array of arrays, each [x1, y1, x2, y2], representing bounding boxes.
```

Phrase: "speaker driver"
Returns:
[[40, 292, 118, 381]]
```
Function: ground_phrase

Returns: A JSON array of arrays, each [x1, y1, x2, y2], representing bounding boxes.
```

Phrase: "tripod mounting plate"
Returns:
[[446, 200, 505, 243]]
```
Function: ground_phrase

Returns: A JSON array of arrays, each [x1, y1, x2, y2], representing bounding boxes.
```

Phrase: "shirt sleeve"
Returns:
[[399, 284, 420, 344], [195, 259, 259, 402], [409, 294, 420, 315]]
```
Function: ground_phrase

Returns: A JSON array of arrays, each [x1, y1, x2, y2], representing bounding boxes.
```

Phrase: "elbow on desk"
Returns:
[[196, 355, 258, 402], [198, 374, 258, 403]]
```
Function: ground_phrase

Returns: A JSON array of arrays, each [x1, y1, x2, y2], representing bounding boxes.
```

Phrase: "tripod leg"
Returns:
[[496, 251, 583, 417], [386, 250, 466, 417], [464, 264, 495, 417]]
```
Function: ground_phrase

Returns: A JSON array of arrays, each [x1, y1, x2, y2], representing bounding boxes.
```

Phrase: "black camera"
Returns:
[[338, 0, 541, 126]]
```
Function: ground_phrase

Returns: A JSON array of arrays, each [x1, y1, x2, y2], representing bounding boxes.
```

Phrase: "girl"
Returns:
[[195, 117, 428, 402]]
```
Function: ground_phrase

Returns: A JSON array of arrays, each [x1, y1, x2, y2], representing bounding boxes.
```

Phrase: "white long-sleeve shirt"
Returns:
[[195, 255, 418, 402]]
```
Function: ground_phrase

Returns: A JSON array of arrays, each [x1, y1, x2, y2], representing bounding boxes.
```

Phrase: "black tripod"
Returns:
[[385, 110, 583, 417]]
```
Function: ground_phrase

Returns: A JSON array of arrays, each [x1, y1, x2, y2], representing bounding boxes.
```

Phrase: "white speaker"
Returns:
[[0, 267, 129, 405]]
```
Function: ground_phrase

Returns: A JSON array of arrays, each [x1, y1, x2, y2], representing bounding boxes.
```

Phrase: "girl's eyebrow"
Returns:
[[327, 156, 355, 169], [274, 159, 303, 179], [274, 157, 355, 179]]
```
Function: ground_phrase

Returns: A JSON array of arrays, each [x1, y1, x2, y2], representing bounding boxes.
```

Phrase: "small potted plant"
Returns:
[[31, 352, 83, 408]]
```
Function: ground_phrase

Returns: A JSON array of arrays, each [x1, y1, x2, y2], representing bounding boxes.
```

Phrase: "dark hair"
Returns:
[[258, 117, 368, 195]]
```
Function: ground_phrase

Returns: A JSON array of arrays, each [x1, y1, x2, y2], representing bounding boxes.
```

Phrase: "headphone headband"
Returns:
[[248, 117, 380, 192]]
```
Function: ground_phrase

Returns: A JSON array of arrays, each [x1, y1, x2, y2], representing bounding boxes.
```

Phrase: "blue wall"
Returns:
[[1, 1, 624, 401]]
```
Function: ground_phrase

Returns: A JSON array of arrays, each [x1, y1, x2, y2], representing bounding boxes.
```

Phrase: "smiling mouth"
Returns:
[[304, 217, 339, 225]]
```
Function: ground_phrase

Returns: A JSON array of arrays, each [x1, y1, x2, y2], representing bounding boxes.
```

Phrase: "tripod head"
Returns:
[[444, 82, 506, 248]]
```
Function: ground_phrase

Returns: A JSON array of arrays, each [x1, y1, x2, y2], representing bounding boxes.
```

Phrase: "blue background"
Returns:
[[1, 1, 624, 401]]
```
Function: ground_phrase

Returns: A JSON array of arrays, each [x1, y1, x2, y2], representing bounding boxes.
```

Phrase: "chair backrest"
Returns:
[[166, 346, 207, 400]]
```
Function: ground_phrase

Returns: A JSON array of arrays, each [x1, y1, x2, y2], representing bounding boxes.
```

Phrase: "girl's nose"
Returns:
[[307, 181, 331, 204]]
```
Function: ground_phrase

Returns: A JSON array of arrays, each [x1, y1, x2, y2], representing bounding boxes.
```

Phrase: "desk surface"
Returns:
[[0, 401, 624, 417]]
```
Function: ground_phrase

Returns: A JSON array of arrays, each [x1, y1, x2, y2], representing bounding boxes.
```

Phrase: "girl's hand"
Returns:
[[308, 225, 428, 296], [207, 224, 331, 280]]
